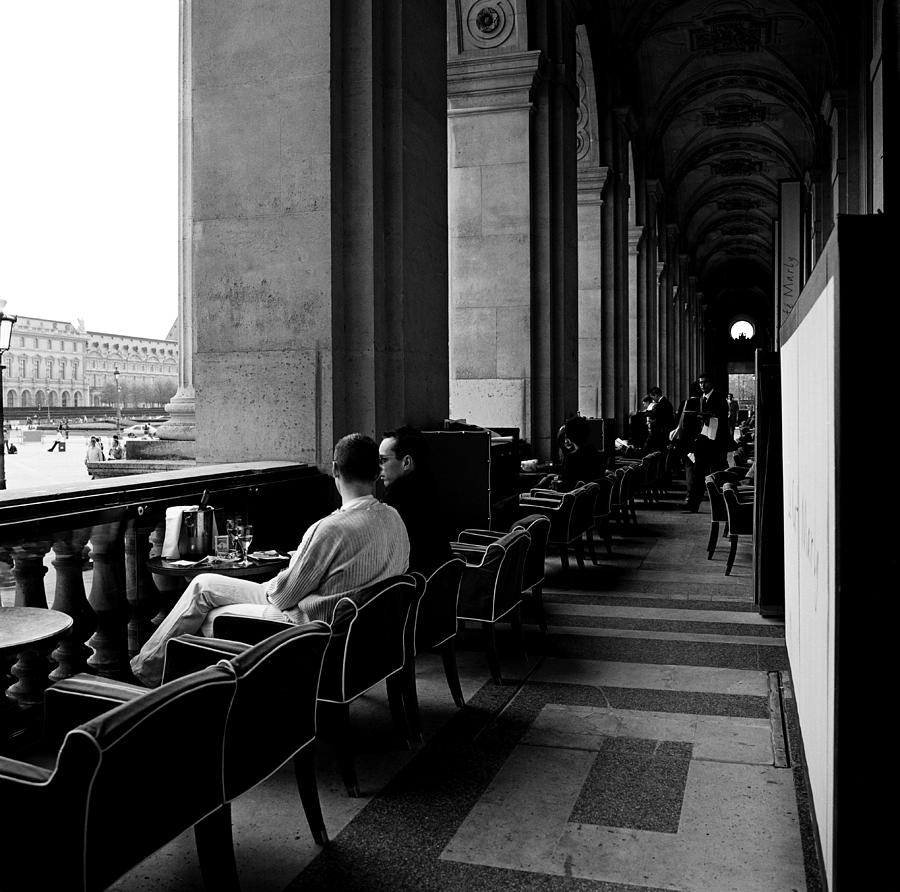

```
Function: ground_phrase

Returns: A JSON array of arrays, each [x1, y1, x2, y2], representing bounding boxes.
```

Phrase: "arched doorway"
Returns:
[[6, 390, 16, 408], [62, 391, 70, 407], [21, 390, 31, 407], [73, 391, 82, 407]]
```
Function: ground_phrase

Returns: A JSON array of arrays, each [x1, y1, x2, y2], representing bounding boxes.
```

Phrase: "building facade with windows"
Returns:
[[3, 315, 177, 411]]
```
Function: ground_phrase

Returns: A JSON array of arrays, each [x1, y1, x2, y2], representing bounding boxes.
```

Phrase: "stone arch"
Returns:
[[73, 391, 82, 407], [21, 389, 31, 407], [62, 391, 70, 407], [49, 390, 58, 407], [6, 390, 16, 408]]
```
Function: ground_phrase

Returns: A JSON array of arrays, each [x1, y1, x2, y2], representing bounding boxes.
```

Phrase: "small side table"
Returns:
[[1, 607, 74, 738]]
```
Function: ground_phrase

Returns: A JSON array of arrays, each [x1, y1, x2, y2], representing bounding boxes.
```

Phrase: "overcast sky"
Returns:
[[0, 1, 178, 340]]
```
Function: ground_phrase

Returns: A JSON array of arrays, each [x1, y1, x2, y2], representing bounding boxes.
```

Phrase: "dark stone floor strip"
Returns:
[[543, 594, 759, 613], [546, 614, 784, 637]]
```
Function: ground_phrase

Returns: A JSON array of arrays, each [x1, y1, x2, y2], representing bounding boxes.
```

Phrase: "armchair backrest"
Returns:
[[412, 558, 465, 655], [317, 574, 418, 704], [18, 665, 237, 892], [592, 475, 614, 519], [722, 483, 754, 535], [223, 621, 332, 800], [704, 475, 728, 523], [512, 513, 551, 591], [570, 483, 599, 540]]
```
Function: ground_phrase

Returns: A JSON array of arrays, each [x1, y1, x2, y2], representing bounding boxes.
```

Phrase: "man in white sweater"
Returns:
[[130, 433, 410, 687]]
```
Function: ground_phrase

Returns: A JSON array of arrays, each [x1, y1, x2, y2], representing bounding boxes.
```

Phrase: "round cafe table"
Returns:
[[1, 607, 74, 713], [147, 555, 289, 582]]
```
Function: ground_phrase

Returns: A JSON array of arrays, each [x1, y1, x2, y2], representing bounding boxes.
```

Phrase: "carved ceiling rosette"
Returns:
[[464, 0, 516, 50]]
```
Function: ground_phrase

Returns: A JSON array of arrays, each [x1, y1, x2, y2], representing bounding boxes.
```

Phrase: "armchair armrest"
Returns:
[[43, 674, 146, 742], [162, 634, 250, 684], [450, 542, 489, 565], [0, 757, 52, 784], [456, 529, 503, 545]]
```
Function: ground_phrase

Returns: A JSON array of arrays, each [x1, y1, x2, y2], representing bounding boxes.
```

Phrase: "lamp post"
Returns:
[[114, 366, 121, 434], [46, 376, 51, 422], [0, 304, 18, 491]]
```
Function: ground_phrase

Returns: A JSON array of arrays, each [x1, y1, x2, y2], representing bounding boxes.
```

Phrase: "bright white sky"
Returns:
[[0, 1, 178, 340]]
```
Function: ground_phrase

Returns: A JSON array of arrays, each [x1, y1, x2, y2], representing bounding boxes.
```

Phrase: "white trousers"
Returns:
[[130, 573, 289, 687]]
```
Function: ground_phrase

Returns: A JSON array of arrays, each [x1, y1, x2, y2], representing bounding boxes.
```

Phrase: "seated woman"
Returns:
[[538, 415, 606, 491]]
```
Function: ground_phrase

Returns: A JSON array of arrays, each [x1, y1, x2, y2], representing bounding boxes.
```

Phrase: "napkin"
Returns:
[[161, 506, 198, 560]]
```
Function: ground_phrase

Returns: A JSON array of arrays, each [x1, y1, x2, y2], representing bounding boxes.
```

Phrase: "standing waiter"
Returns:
[[684, 372, 731, 512]]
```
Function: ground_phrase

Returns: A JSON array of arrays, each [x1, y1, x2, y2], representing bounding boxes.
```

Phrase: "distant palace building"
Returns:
[[3, 315, 178, 411]]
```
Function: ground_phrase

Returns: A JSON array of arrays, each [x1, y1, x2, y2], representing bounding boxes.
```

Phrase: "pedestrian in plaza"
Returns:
[[85, 436, 105, 477], [108, 435, 125, 460], [47, 423, 66, 452]]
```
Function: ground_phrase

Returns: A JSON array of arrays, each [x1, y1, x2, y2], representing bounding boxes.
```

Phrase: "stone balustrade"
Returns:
[[0, 461, 333, 744]]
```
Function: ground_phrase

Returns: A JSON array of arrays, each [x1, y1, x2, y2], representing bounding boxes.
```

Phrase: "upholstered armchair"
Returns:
[[518, 482, 599, 571], [451, 527, 530, 684], [213, 574, 420, 799], [0, 666, 238, 891], [722, 482, 754, 575], [455, 514, 551, 632]]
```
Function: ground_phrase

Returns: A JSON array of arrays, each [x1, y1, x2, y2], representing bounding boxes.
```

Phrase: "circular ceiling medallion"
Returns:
[[466, 0, 515, 49]]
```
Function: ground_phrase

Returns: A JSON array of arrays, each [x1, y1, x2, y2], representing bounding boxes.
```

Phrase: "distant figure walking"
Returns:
[[85, 436, 105, 477], [108, 435, 125, 460]]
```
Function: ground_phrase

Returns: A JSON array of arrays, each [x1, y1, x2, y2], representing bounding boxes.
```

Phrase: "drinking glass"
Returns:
[[236, 524, 254, 566]]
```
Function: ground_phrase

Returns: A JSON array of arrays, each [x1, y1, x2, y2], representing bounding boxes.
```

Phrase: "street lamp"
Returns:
[[46, 376, 51, 422], [0, 304, 18, 491], [114, 366, 121, 434]]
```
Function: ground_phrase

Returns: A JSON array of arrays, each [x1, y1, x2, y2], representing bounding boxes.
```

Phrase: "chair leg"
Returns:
[[725, 535, 739, 575], [707, 521, 720, 559], [402, 659, 423, 744], [440, 638, 465, 707], [573, 538, 585, 571], [530, 583, 547, 634], [322, 701, 360, 797], [482, 621, 502, 684], [509, 605, 527, 659], [386, 672, 413, 749], [585, 529, 598, 565], [293, 744, 328, 845], [195, 804, 240, 892]]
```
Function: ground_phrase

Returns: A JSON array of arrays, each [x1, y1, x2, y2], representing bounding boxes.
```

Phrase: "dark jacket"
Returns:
[[559, 443, 606, 491], [382, 471, 452, 576]]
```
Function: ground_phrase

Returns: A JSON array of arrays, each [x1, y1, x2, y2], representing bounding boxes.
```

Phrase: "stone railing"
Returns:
[[0, 462, 333, 743]]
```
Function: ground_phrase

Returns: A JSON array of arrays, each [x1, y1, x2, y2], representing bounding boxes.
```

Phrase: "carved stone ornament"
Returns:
[[689, 15, 772, 55], [703, 100, 766, 128], [465, 0, 516, 49]]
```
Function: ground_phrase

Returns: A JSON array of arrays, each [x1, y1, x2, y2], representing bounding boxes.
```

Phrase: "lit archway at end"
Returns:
[[730, 320, 755, 340]]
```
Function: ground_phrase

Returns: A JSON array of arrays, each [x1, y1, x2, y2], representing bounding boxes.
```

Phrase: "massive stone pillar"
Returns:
[[575, 25, 604, 419], [627, 225, 643, 413], [157, 0, 197, 453], [447, 0, 578, 460], [190, 0, 448, 465]]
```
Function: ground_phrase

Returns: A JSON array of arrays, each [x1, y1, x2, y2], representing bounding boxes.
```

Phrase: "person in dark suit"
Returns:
[[684, 372, 731, 512], [647, 386, 675, 436], [378, 426, 452, 575]]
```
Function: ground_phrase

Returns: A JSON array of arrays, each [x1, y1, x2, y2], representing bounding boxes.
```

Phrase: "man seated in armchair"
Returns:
[[378, 426, 452, 576], [130, 433, 410, 687]]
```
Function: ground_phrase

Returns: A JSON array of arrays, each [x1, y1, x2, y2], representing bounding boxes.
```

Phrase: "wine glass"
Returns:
[[236, 524, 254, 566]]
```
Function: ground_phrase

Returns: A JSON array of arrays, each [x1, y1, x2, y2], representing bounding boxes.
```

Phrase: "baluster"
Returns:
[[149, 519, 184, 625], [49, 528, 96, 681], [8, 541, 54, 706], [86, 521, 129, 679], [125, 510, 163, 655]]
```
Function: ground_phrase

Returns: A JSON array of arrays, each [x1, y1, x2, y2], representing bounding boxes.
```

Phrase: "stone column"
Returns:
[[190, 0, 448, 465], [577, 167, 607, 417], [157, 0, 197, 453], [664, 225, 679, 401], [627, 225, 644, 414], [611, 109, 631, 427]]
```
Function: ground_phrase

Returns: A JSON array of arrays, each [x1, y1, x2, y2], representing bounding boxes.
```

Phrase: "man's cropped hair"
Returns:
[[384, 425, 429, 468], [648, 386, 662, 397], [333, 433, 380, 482]]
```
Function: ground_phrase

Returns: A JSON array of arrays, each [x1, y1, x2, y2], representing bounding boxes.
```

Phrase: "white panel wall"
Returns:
[[780, 277, 836, 887]]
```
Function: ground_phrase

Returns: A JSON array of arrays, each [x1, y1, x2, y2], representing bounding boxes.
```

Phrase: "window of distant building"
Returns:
[[60, 360, 66, 379], [33, 357, 40, 376], [73, 360, 79, 378], [18, 358, 26, 377], [47, 358, 54, 377]]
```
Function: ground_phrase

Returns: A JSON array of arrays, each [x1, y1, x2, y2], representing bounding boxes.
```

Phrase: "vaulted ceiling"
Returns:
[[588, 0, 841, 347]]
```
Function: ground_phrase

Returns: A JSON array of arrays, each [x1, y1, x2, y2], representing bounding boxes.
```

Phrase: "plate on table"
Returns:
[[248, 551, 290, 562]]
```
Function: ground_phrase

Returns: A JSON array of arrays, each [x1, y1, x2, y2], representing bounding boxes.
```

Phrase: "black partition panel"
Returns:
[[422, 430, 492, 536]]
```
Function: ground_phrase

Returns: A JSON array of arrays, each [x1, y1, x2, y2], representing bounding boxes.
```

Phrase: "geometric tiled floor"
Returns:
[[104, 474, 822, 891]]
